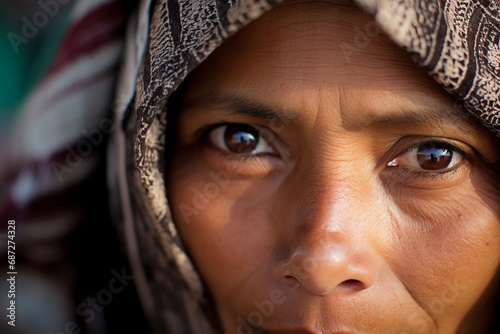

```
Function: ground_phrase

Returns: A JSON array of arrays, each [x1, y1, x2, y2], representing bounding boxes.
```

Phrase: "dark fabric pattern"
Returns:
[[356, 0, 500, 134]]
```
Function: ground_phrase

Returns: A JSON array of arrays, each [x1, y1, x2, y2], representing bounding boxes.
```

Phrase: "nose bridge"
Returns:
[[273, 163, 380, 295], [297, 164, 366, 239]]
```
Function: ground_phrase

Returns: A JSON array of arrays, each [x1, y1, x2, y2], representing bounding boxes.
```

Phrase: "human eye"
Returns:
[[208, 123, 277, 156], [386, 139, 469, 176], [200, 123, 284, 177]]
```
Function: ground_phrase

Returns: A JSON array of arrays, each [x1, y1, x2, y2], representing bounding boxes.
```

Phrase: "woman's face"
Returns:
[[166, 0, 500, 333]]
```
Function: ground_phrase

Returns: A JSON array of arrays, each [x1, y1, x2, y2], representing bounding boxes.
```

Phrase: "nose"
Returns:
[[275, 235, 378, 295], [273, 188, 381, 295]]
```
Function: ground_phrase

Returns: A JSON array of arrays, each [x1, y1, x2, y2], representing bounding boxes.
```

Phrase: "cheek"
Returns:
[[166, 150, 278, 299], [386, 176, 500, 325], [167, 142, 500, 331]]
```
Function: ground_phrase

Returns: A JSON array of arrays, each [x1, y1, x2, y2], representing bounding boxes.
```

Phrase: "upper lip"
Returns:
[[258, 330, 313, 334], [258, 328, 353, 334]]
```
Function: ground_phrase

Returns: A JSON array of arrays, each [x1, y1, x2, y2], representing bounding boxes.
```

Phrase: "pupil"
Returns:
[[417, 143, 452, 170], [224, 124, 259, 153]]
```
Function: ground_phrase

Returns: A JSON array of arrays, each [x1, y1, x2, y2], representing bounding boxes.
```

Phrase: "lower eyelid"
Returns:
[[202, 145, 283, 177], [405, 165, 460, 177], [378, 164, 470, 192], [204, 140, 279, 162], [398, 160, 470, 183]]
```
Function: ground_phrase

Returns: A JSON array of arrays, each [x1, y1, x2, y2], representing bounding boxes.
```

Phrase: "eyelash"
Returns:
[[203, 122, 279, 158], [404, 141, 469, 160], [404, 165, 460, 179]]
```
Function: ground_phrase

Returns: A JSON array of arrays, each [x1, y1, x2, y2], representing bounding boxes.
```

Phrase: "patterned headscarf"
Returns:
[[109, 1, 500, 333]]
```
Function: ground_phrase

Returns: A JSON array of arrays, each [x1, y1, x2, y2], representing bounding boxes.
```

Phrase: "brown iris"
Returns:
[[224, 124, 260, 153], [416, 143, 452, 170]]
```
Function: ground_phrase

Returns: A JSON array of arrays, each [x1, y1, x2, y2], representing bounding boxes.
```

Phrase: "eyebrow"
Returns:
[[342, 107, 477, 134], [181, 92, 478, 134], [181, 92, 298, 123]]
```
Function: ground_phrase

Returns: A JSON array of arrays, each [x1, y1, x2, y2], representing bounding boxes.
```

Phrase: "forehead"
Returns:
[[187, 1, 453, 101], [183, 0, 470, 133]]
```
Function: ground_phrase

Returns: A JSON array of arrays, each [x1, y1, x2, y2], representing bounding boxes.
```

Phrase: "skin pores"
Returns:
[[165, 0, 500, 333]]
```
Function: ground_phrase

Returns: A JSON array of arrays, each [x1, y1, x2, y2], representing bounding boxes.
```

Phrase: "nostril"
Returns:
[[283, 275, 300, 288], [338, 279, 365, 291], [275, 244, 378, 295]]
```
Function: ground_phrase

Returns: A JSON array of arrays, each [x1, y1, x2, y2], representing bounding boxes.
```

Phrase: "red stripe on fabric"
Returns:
[[46, 1, 128, 78], [0, 143, 101, 225]]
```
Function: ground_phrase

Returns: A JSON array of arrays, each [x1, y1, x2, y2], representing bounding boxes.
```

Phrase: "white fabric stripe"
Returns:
[[14, 42, 122, 159], [20, 41, 121, 118], [70, 0, 114, 22], [18, 74, 114, 159]]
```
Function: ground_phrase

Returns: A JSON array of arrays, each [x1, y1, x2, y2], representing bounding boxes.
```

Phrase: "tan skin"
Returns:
[[166, 0, 500, 333]]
